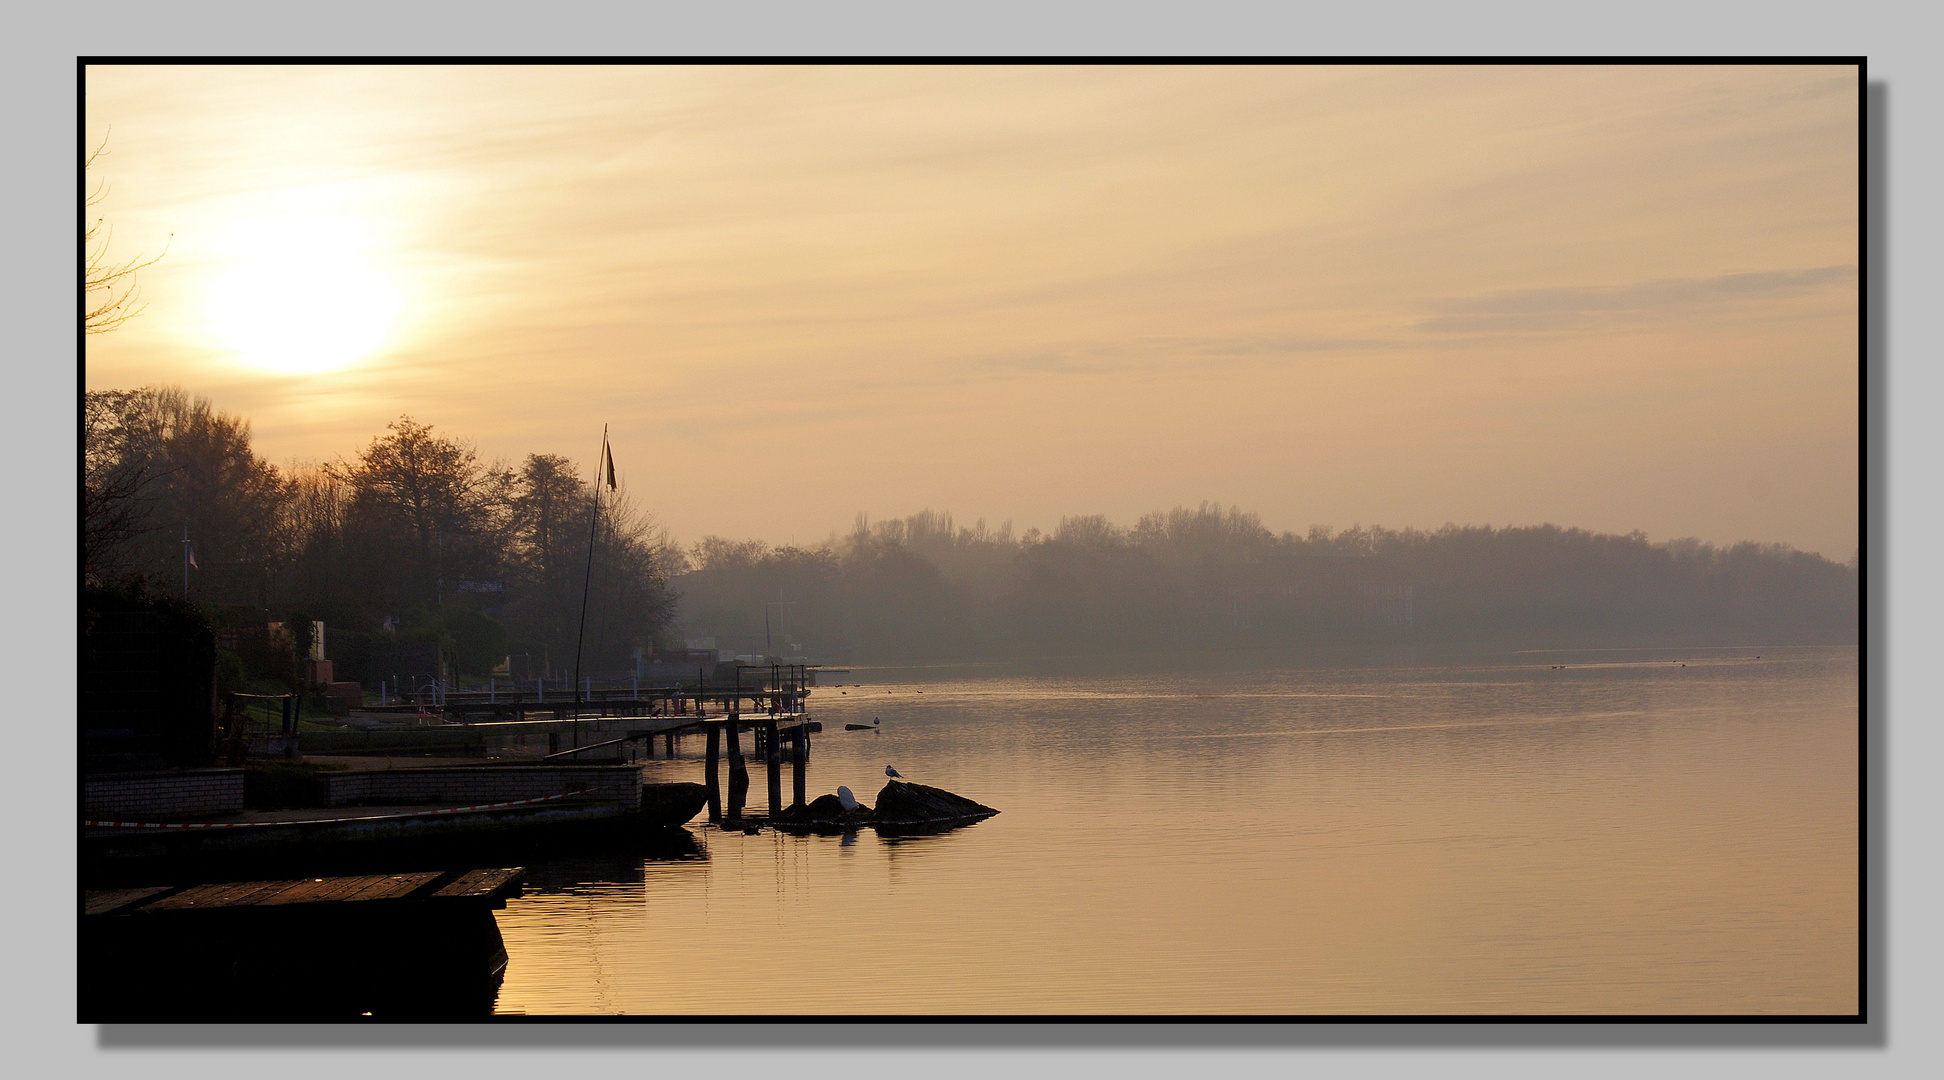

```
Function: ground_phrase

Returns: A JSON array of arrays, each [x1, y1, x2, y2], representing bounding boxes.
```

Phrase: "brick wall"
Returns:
[[84, 769, 245, 820], [317, 765, 641, 808]]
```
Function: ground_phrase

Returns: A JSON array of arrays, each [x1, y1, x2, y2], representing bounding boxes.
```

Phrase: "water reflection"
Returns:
[[494, 651, 1858, 1015], [519, 830, 707, 894]]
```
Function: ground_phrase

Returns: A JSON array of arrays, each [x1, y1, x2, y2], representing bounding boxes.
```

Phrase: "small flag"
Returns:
[[604, 445, 616, 490], [188, 546, 198, 570]]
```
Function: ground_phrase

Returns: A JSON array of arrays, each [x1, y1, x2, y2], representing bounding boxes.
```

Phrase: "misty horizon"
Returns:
[[86, 387, 1856, 677], [672, 506, 1859, 567]]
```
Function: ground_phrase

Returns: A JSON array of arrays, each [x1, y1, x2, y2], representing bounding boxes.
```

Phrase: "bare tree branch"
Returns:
[[85, 140, 168, 335]]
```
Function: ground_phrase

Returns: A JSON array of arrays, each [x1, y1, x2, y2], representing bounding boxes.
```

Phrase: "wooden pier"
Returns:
[[81, 867, 525, 1020], [538, 711, 822, 824], [393, 664, 813, 725], [702, 713, 816, 825]]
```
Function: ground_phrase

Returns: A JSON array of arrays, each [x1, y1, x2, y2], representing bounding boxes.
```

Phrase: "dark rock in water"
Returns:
[[775, 792, 874, 827], [768, 782, 993, 834], [803, 793, 847, 818], [872, 780, 997, 826], [640, 782, 708, 827]]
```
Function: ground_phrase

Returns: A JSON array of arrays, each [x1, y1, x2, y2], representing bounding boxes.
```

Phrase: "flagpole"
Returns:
[[572, 424, 609, 743]]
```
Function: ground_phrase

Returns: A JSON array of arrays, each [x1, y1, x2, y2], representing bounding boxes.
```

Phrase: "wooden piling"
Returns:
[[791, 724, 806, 809], [664, 731, 675, 758], [704, 724, 721, 822], [765, 719, 782, 815], [726, 717, 746, 818]]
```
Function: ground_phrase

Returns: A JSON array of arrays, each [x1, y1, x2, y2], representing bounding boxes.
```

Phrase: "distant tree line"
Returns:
[[674, 506, 1859, 663], [84, 387, 678, 691], [83, 388, 1858, 680]]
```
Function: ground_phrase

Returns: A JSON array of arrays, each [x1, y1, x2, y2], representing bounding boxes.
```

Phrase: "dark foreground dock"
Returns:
[[83, 764, 710, 876], [81, 867, 524, 1020]]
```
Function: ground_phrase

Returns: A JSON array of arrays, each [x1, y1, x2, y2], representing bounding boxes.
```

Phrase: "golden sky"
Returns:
[[83, 64, 1859, 558]]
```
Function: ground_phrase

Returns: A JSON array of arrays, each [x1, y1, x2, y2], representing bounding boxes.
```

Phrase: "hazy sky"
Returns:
[[83, 64, 1859, 558]]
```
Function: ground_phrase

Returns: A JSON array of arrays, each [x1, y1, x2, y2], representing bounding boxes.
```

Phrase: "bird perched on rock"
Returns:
[[885, 765, 904, 780], [837, 786, 860, 810]]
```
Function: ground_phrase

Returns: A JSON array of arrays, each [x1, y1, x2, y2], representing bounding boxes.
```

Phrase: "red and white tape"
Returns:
[[84, 788, 593, 829]]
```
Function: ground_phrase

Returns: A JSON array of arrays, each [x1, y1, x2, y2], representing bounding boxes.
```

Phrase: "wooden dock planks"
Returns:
[[143, 879, 301, 912], [346, 872, 446, 903], [256, 872, 439, 906], [83, 886, 173, 917], [431, 868, 524, 902], [91, 868, 515, 917], [82, 867, 526, 1020]]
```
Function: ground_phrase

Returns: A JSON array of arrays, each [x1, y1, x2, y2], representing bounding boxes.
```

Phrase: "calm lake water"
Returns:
[[491, 646, 1858, 1015]]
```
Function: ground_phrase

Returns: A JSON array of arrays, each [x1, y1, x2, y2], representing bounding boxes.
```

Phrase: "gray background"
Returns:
[[10, 1, 1934, 1076]]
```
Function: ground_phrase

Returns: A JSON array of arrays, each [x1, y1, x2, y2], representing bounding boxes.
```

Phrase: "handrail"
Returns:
[[543, 736, 633, 759]]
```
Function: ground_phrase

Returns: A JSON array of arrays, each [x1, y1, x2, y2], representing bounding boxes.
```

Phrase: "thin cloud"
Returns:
[[1415, 265, 1857, 334], [953, 335, 1394, 379]]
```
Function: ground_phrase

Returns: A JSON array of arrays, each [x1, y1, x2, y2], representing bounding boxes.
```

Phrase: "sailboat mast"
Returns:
[[572, 423, 608, 717]]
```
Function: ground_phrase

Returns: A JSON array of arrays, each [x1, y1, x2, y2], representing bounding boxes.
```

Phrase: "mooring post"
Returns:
[[665, 731, 675, 758], [765, 719, 782, 815], [791, 724, 807, 809], [726, 716, 745, 818], [705, 723, 722, 822]]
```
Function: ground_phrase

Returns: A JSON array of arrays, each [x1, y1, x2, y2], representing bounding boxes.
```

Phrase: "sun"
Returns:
[[205, 215, 404, 375]]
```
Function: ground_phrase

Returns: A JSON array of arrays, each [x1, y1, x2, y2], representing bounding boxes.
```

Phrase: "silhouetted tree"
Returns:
[[343, 417, 500, 613], [83, 387, 290, 600], [84, 141, 165, 335], [83, 389, 160, 581]]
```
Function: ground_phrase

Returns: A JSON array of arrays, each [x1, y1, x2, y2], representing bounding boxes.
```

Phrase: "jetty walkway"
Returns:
[[82, 867, 524, 1019], [372, 663, 813, 725]]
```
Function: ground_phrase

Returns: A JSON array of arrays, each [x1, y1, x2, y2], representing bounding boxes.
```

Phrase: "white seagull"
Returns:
[[885, 765, 905, 780], [837, 786, 860, 810]]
